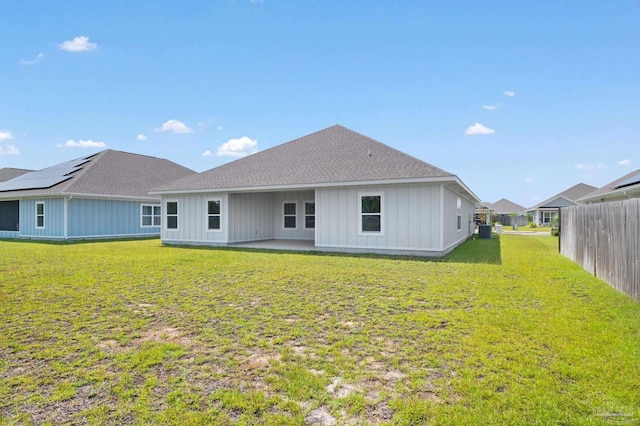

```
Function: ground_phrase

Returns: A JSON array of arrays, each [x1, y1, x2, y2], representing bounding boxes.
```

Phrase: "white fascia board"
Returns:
[[580, 186, 640, 203], [445, 177, 481, 203], [0, 192, 160, 202], [150, 176, 468, 195], [63, 193, 161, 202]]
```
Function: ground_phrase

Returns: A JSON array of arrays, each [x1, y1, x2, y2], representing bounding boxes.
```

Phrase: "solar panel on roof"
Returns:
[[614, 173, 640, 190], [0, 155, 94, 192]]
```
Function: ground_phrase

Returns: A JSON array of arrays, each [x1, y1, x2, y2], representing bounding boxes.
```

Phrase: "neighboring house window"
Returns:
[[166, 201, 178, 230], [360, 193, 382, 233], [207, 200, 221, 231], [457, 197, 462, 231], [141, 204, 161, 227], [542, 211, 556, 225], [35, 201, 45, 229], [304, 201, 315, 229], [283, 202, 297, 229]]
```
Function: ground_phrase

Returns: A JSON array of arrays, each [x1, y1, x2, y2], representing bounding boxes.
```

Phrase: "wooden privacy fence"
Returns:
[[560, 199, 640, 300]]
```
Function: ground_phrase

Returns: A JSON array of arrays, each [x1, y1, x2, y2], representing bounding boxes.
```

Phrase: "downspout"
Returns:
[[63, 196, 71, 240], [440, 184, 445, 251]]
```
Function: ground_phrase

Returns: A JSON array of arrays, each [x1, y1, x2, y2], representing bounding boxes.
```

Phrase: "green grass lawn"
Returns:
[[1, 236, 639, 425]]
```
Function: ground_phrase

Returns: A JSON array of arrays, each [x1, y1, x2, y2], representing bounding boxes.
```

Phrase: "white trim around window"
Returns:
[[206, 199, 222, 232], [166, 200, 179, 231], [456, 197, 462, 231], [283, 201, 297, 230], [141, 204, 161, 228], [35, 201, 45, 229], [358, 191, 384, 236]]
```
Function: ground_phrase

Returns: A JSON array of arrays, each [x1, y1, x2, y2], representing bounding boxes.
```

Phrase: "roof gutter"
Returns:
[[0, 192, 160, 202], [579, 186, 640, 203]]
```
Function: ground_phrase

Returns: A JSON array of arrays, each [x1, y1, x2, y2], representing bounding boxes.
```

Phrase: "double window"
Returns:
[[166, 201, 178, 230], [283, 202, 297, 229], [141, 204, 161, 227], [360, 193, 383, 234], [35, 201, 45, 229], [207, 200, 221, 230]]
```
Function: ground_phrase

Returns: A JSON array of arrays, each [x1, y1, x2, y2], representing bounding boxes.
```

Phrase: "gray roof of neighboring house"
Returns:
[[578, 169, 640, 202], [490, 198, 526, 214], [528, 182, 598, 210], [153, 125, 477, 199], [0, 150, 194, 200], [0, 167, 33, 182]]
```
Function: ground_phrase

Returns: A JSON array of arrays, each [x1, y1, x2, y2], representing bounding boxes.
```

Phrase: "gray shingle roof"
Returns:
[[0, 150, 194, 200], [0, 168, 33, 182], [578, 169, 640, 202], [154, 125, 455, 193], [528, 183, 597, 210], [489, 198, 526, 214]]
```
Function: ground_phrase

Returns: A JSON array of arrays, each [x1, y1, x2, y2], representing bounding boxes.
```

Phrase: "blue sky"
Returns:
[[1, 1, 639, 207]]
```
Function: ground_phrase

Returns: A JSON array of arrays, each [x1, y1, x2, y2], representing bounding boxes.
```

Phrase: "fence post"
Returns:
[[558, 208, 561, 252]]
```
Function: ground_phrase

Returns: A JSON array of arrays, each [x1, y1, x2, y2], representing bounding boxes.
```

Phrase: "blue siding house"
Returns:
[[0, 150, 193, 240]]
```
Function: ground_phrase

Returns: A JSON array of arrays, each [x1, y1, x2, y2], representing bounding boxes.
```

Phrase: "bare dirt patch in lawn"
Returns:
[[136, 327, 193, 347]]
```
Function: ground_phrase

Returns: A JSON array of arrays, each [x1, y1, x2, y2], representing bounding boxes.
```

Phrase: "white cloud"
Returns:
[[58, 139, 107, 148], [465, 123, 495, 135], [482, 105, 498, 111], [59, 36, 97, 52], [0, 145, 19, 156], [0, 131, 14, 141], [216, 125, 224, 131], [137, 134, 147, 141], [525, 177, 533, 183], [19, 52, 44, 65], [504, 91, 516, 97], [217, 136, 258, 157], [618, 159, 630, 166], [202, 150, 213, 157], [576, 163, 607, 171], [156, 119, 193, 134]]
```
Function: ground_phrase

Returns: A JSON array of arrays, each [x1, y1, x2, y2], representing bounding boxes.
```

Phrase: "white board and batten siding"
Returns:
[[161, 184, 475, 256], [161, 191, 315, 245], [162, 193, 229, 244], [316, 183, 474, 255], [269, 191, 315, 241], [442, 185, 476, 252], [227, 192, 272, 243]]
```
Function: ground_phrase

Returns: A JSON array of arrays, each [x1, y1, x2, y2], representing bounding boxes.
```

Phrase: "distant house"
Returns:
[[0, 168, 33, 182], [0, 150, 194, 240], [489, 198, 527, 226], [526, 183, 597, 226], [577, 169, 640, 203], [151, 125, 480, 257]]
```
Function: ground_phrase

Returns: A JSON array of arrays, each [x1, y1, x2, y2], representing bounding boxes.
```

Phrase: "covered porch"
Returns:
[[229, 239, 316, 251]]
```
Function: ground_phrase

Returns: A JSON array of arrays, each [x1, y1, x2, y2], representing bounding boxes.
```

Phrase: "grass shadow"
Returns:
[[0, 236, 160, 245]]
